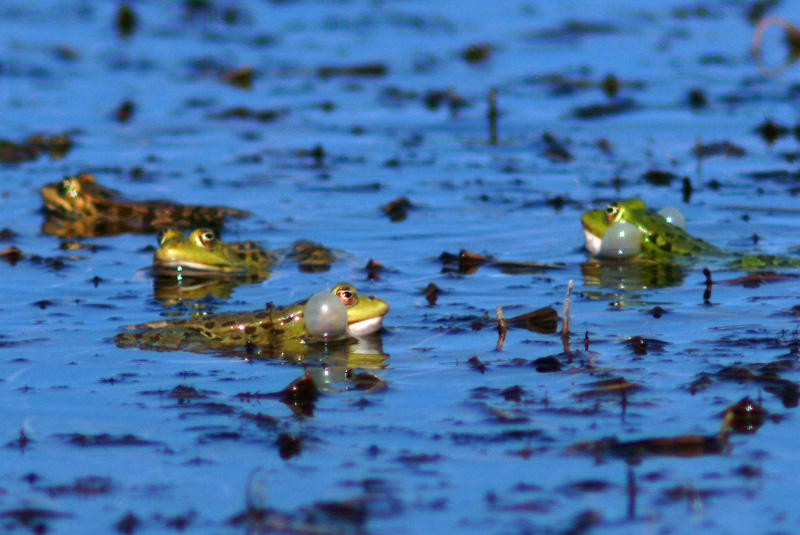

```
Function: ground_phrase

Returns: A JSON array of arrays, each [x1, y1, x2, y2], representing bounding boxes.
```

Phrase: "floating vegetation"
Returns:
[[61, 433, 162, 447], [381, 197, 414, 222], [0, 133, 73, 164], [317, 62, 388, 79], [439, 249, 564, 275], [571, 98, 637, 119], [209, 106, 286, 123], [569, 434, 729, 464]]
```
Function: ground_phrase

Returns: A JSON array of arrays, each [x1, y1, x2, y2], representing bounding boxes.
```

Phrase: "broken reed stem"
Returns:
[[561, 279, 573, 354], [495, 305, 507, 351], [488, 88, 498, 145], [703, 267, 713, 304]]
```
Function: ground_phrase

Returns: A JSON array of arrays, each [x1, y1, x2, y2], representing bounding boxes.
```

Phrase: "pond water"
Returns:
[[3, 0, 800, 533]]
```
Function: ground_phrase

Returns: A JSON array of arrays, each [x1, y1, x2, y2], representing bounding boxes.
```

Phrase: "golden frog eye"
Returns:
[[199, 230, 216, 247], [605, 203, 622, 223], [336, 288, 358, 307]]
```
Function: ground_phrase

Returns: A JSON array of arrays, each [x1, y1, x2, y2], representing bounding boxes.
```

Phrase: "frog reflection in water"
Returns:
[[153, 227, 277, 277], [581, 199, 800, 268], [40, 173, 249, 237], [114, 283, 389, 355]]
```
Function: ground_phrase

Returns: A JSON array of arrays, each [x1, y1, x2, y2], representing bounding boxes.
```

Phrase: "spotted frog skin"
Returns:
[[41, 173, 250, 237], [581, 199, 800, 268], [114, 282, 389, 355], [153, 227, 277, 276]]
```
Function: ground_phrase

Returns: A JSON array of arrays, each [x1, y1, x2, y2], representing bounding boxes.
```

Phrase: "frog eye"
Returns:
[[605, 203, 622, 223], [336, 288, 358, 307], [199, 230, 216, 247], [157, 229, 169, 245]]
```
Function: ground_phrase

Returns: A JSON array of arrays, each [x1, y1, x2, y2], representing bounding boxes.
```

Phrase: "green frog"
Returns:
[[41, 173, 250, 237], [114, 282, 389, 356], [581, 199, 800, 268], [153, 227, 277, 277]]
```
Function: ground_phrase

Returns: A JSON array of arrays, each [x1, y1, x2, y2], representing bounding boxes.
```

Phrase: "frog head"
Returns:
[[331, 282, 389, 336], [40, 173, 112, 218], [154, 228, 250, 274]]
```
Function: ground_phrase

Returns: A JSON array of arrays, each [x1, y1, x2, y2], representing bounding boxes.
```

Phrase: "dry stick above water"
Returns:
[[488, 88, 498, 145], [561, 280, 573, 354], [495, 306, 507, 351]]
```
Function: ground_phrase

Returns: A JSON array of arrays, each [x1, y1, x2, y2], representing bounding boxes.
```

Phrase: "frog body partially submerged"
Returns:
[[114, 282, 389, 356], [581, 199, 800, 268], [153, 227, 277, 277], [41, 173, 249, 237]]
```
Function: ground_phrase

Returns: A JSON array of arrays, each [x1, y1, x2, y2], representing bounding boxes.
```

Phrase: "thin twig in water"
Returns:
[[561, 280, 573, 353], [488, 88, 498, 145], [495, 306, 507, 351], [703, 268, 713, 304]]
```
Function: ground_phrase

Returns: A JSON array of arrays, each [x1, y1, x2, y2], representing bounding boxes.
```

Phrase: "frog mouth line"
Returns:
[[154, 260, 248, 275], [347, 315, 385, 337]]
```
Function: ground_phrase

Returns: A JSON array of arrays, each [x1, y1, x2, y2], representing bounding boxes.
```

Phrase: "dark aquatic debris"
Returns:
[[531, 20, 621, 40], [113, 99, 136, 123], [541, 132, 572, 162], [569, 434, 729, 464], [439, 249, 564, 275], [623, 336, 669, 356], [0, 507, 72, 532], [641, 169, 680, 187], [573, 377, 641, 398], [425, 88, 469, 114], [506, 307, 559, 334], [459, 306, 559, 336], [381, 197, 414, 222], [0, 133, 73, 164], [687, 87, 708, 109], [452, 429, 543, 445], [755, 118, 790, 145], [39, 476, 114, 498], [487, 88, 499, 144], [168, 384, 209, 401], [115, 3, 137, 38], [423, 283, 443, 305], [721, 271, 800, 287], [60, 433, 162, 447], [230, 495, 371, 533], [0, 246, 25, 265], [532, 355, 561, 372], [525, 72, 643, 97], [462, 43, 493, 64], [364, 258, 387, 280], [237, 373, 320, 417], [467, 356, 487, 374], [692, 140, 745, 158], [571, 98, 637, 120], [115, 511, 141, 534], [7, 428, 31, 451], [687, 363, 800, 408], [223, 65, 255, 89], [277, 433, 303, 460], [209, 106, 286, 123], [317, 62, 387, 79]]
